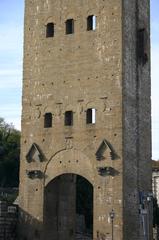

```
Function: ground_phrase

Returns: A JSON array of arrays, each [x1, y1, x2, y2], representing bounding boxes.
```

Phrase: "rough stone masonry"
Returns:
[[18, 0, 152, 239]]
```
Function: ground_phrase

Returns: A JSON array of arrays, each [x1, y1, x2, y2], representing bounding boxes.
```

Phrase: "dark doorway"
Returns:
[[43, 174, 93, 240]]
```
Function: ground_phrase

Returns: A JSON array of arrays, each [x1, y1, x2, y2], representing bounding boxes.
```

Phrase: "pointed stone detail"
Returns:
[[26, 143, 44, 162], [95, 139, 115, 161]]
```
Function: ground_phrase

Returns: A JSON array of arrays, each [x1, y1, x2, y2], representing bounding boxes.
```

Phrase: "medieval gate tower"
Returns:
[[19, 0, 152, 239]]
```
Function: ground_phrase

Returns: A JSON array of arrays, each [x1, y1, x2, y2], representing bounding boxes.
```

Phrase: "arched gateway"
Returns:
[[19, 0, 152, 239], [44, 173, 93, 240], [43, 149, 94, 240]]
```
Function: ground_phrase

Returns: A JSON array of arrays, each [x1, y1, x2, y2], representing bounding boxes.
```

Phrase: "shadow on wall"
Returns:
[[18, 208, 43, 240]]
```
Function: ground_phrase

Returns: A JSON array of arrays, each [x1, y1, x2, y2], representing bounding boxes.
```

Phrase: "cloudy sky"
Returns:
[[0, 0, 158, 159]]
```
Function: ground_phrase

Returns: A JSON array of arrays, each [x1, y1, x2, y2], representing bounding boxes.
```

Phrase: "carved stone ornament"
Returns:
[[26, 143, 44, 163], [97, 167, 119, 177], [26, 170, 43, 179], [95, 139, 115, 161]]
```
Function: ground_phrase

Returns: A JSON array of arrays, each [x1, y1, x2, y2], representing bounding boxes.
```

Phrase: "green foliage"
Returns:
[[0, 117, 20, 187]]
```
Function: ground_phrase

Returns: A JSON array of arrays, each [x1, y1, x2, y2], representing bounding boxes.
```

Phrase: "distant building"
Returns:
[[152, 160, 159, 204]]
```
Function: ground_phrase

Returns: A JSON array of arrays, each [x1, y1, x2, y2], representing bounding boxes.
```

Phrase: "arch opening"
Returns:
[[43, 173, 93, 240]]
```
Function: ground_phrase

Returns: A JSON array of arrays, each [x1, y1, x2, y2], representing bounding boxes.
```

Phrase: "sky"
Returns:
[[0, 0, 24, 129], [151, 0, 159, 160], [0, 0, 158, 160]]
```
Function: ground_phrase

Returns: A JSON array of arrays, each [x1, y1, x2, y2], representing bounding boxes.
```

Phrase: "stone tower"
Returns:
[[19, 0, 152, 240]]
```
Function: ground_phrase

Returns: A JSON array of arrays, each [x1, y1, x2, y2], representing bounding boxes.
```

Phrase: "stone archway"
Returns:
[[43, 173, 93, 240], [43, 149, 95, 240], [44, 149, 95, 187]]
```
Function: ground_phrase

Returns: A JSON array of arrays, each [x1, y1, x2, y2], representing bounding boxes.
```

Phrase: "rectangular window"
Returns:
[[86, 108, 96, 124], [137, 28, 148, 64], [66, 19, 74, 34], [46, 23, 54, 38], [44, 113, 52, 128], [87, 15, 96, 31], [65, 111, 73, 126]]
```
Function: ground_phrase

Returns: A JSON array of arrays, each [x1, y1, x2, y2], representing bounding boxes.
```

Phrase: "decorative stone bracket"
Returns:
[[26, 170, 44, 179], [97, 167, 119, 177]]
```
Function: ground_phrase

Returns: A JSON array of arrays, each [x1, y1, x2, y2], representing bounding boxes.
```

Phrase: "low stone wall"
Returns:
[[0, 201, 18, 240]]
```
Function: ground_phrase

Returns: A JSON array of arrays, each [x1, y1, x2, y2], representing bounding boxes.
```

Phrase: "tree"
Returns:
[[0, 118, 20, 187]]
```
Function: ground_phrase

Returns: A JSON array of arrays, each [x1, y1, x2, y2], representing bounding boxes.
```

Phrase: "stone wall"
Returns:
[[123, 0, 152, 239]]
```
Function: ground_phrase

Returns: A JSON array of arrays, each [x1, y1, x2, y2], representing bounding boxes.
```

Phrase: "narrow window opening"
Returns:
[[46, 23, 54, 38], [137, 28, 148, 64], [86, 108, 96, 124], [87, 15, 96, 31], [66, 19, 74, 34], [44, 113, 52, 128], [65, 111, 73, 126]]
